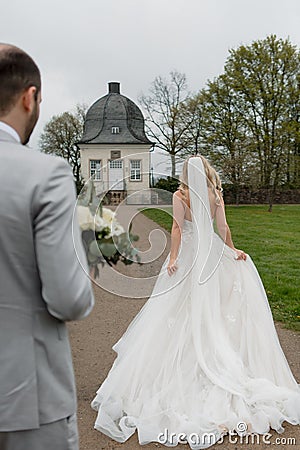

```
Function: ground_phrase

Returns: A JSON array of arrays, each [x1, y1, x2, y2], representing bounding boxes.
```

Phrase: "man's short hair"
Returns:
[[0, 44, 41, 115]]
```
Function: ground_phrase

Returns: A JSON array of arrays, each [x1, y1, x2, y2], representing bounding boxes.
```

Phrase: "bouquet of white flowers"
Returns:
[[77, 180, 140, 278]]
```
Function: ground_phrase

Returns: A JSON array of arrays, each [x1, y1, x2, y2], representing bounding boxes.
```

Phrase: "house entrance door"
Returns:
[[108, 160, 124, 190]]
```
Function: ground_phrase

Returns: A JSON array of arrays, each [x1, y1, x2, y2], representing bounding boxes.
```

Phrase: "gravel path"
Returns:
[[68, 210, 300, 450]]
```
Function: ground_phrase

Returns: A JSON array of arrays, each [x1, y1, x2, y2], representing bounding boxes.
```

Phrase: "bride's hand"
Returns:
[[234, 248, 247, 261], [167, 259, 178, 276]]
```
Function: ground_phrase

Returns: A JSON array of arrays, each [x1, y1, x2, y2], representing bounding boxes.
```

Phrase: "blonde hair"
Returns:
[[179, 155, 222, 205]]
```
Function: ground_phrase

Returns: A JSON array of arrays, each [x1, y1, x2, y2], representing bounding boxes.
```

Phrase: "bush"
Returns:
[[154, 176, 179, 193]]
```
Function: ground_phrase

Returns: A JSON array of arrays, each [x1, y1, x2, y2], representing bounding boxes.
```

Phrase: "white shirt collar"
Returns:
[[0, 121, 21, 143]]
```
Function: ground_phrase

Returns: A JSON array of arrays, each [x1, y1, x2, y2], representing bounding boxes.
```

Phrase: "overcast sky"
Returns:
[[1, 0, 300, 173]]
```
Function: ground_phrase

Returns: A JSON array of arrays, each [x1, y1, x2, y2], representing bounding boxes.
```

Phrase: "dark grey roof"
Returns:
[[78, 82, 153, 145]]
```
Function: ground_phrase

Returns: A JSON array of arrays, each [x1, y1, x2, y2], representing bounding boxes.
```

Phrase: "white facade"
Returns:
[[79, 143, 152, 204]]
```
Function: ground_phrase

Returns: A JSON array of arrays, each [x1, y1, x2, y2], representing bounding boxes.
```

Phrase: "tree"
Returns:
[[178, 35, 300, 209], [139, 71, 191, 177], [39, 104, 86, 193], [176, 77, 254, 204], [224, 35, 300, 210], [200, 76, 253, 204], [283, 75, 300, 188], [177, 92, 206, 156]]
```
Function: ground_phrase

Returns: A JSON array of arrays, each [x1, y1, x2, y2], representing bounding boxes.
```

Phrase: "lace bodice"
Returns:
[[181, 219, 193, 244], [182, 218, 193, 231]]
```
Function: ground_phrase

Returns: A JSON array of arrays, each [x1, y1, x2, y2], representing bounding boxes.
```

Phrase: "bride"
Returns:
[[91, 155, 300, 449]]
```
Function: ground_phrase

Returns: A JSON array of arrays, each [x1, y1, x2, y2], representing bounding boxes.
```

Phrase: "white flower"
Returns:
[[94, 214, 105, 231], [77, 205, 95, 230], [102, 208, 115, 225], [112, 223, 124, 236], [77, 205, 124, 238]]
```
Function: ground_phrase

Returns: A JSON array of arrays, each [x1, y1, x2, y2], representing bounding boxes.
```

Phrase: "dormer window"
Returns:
[[111, 126, 120, 134]]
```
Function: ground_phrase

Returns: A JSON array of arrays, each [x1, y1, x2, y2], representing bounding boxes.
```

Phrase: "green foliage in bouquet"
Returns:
[[77, 179, 141, 278]]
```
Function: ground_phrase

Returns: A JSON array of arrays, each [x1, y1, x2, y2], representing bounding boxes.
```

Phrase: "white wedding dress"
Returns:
[[91, 158, 300, 449]]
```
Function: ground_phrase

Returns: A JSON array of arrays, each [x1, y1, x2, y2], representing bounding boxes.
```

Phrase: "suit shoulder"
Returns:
[[25, 148, 72, 176]]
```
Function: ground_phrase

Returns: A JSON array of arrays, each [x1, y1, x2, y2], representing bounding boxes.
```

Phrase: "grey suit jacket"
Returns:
[[0, 130, 94, 432]]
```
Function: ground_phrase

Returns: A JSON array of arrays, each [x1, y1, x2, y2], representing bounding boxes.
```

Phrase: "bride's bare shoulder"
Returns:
[[173, 190, 186, 203], [173, 190, 182, 198], [174, 189, 190, 209], [215, 189, 224, 206]]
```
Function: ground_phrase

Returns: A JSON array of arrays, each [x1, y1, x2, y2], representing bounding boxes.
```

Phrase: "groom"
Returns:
[[0, 44, 94, 450]]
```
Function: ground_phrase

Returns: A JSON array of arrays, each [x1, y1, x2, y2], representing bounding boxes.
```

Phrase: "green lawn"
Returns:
[[141, 205, 300, 331]]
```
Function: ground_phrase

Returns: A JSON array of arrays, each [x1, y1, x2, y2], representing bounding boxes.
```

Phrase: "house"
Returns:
[[78, 82, 154, 204]]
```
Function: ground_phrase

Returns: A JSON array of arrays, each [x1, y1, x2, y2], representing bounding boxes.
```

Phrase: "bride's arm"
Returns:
[[168, 191, 185, 275], [215, 193, 234, 248], [215, 192, 246, 260]]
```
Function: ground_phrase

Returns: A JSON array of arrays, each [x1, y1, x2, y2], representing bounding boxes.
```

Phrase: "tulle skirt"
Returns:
[[91, 220, 300, 449]]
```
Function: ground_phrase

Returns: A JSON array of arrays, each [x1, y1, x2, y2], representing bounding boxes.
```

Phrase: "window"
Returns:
[[109, 159, 123, 169], [90, 159, 101, 180], [130, 160, 141, 181], [111, 126, 120, 134]]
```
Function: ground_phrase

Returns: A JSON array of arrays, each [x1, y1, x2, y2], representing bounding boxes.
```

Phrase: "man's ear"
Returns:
[[22, 86, 37, 113]]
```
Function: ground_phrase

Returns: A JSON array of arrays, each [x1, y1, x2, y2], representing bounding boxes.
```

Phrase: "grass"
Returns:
[[141, 205, 300, 331]]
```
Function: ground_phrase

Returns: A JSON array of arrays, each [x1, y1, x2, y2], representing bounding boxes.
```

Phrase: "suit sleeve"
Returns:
[[33, 158, 94, 321]]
